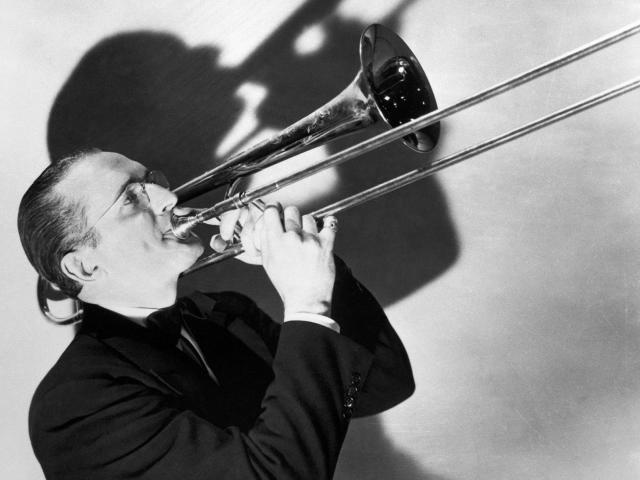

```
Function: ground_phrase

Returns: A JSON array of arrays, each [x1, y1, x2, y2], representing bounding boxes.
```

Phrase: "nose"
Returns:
[[146, 183, 177, 215]]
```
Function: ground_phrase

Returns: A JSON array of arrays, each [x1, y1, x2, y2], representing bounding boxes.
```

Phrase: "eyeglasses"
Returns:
[[86, 170, 171, 233]]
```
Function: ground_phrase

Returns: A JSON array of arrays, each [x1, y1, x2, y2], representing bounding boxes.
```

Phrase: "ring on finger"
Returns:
[[322, 215, 338, 232]]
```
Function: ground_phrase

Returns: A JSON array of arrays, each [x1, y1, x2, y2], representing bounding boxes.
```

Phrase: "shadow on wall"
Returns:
[[47, 2, 457, 478], [335, 418, 453, 480], [47, 0, 459, 310]]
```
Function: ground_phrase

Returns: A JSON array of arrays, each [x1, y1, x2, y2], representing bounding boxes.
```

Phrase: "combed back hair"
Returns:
[[18, 149, 102, 297]]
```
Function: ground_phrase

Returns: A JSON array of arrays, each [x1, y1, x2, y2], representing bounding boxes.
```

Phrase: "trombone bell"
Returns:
[[360, 24, 440, 152], [173, 24, 440, 203]]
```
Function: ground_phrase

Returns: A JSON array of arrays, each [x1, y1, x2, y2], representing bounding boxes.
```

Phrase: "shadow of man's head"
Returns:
[[48, 31, 240, 186]]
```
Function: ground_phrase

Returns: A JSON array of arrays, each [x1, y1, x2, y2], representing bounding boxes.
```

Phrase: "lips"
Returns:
[[163, 227, 199, 243], [162, 227, 180, 240]]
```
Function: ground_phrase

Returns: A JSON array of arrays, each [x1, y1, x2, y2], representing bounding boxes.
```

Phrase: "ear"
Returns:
[[60, 248, 101, 284]]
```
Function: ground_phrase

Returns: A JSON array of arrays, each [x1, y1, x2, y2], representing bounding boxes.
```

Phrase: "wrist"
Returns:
[[283, 300, 331, 318], [283, 311, 340, 333]]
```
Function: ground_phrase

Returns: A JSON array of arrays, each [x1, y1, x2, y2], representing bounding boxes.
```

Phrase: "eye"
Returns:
[[122, 184, 142, 206]]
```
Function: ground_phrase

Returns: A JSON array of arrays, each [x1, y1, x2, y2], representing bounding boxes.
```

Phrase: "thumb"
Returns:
[[210, 234, 229, 253]]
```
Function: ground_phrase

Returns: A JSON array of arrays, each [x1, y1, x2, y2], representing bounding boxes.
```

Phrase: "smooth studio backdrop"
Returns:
[[2, 1, 640, 478]]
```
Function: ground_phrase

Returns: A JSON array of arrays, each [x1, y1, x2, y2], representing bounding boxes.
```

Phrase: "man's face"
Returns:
[[59, 151, 204, 306]]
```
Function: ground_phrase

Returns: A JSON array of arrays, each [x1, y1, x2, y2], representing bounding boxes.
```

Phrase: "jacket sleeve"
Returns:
[[330, 255, 415, 417], [213, 255, 415, 417], [211, 255, 415, 417], [30, 322, 374, 480]]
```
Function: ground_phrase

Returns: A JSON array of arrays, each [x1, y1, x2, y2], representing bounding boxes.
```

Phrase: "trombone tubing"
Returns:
[[181, 77, 640, 276], [312, 77, 640, 218], [182, 20, 640, 228]]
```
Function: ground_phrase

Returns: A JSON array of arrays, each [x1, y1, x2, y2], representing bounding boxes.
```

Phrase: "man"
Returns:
[[18, 149, 415, 479]]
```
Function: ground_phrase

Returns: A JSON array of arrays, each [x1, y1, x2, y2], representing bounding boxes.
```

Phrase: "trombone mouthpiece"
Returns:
[[170, 208, 204, 239]]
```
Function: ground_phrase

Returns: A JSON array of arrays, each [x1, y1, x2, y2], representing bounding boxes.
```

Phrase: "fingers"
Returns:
[[262, 203, 284, 232], [240, 210, 261, 259], [302, 214, 318, 235], [209, 208, 240, 253], [218, 209, 243, 241], [211, 204, 338, 264], [283, 206, 302, 233], [258, 203, 281, 254], [318, 215, 338, 252], [261, 206, 337, 247], [213, 204, 266, 264]]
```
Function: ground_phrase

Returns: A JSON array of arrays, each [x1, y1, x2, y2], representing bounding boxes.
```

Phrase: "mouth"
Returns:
[[162, 227, 185, 240], [163, 227, 201, 244]]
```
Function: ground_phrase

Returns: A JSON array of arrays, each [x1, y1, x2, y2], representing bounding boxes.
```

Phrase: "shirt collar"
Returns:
[[79, 299, 200, 347]]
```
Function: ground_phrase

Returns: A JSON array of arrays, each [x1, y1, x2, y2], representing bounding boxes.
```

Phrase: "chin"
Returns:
[[178, 239, 205, 269], [161, 231, 205, 274]]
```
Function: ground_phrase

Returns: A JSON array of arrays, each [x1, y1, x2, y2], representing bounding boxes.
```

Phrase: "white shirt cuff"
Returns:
[[283, 312, 340, 334]]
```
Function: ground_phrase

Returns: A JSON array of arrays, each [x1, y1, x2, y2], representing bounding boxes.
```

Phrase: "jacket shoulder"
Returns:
[[32, 331, 124, 394], [29, 333, 135, 445]]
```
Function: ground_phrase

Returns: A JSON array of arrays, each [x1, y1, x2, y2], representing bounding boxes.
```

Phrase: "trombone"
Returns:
[[171, 21, 640, 275], [38, 22, 640, 323]]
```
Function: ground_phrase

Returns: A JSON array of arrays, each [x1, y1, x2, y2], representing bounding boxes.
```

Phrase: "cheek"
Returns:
[[95, 225, 160, 266], [95, 216, 198, 274]]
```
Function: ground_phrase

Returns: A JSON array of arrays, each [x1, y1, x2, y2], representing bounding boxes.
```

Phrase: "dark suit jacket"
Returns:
[[29, 258, 414, 479]]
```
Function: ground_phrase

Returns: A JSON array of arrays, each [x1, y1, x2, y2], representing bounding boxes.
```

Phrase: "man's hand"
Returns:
[[209, 203, 337, 316], [208, 203, 264, 265], [260, 204, 336, 317]]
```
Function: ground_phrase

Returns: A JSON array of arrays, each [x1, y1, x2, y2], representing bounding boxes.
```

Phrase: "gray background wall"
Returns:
[[2, 1, 639, 478]]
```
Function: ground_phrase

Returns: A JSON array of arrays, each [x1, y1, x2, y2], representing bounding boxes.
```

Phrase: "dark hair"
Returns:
[[18, 150, 101, 297]]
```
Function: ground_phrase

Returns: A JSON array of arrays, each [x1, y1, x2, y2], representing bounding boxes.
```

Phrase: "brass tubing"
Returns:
[[244, 21, 640, 201], [180, 77, 640, 276], [311, 78, 640, 218], [172, 20, 640, 240]]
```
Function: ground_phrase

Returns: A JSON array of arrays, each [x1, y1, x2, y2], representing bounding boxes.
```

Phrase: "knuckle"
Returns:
[[263, 204, 280, 218], [304, 233, 320, 245]]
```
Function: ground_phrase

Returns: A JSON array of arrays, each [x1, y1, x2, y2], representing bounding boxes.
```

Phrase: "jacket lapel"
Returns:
[[182, 304, 275, 430], [79, 303, 226, 422], [78, 296, 275, 430]]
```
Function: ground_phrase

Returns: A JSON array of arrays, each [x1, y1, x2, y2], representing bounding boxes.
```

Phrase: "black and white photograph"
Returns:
[[2, 1, 639, 478]]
